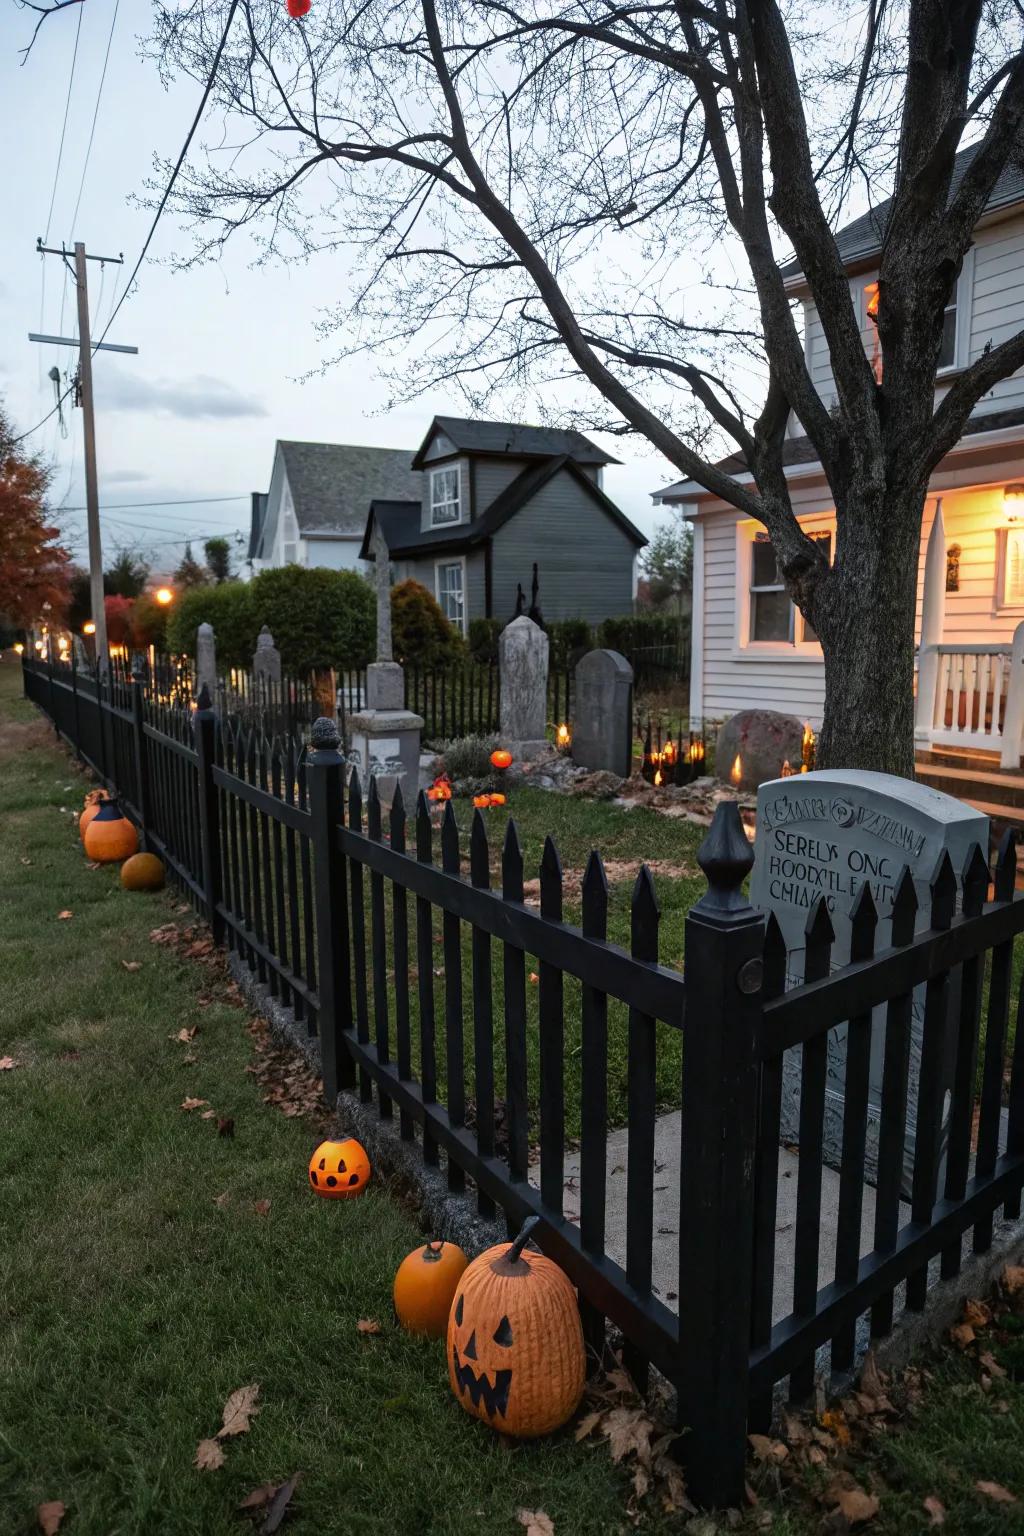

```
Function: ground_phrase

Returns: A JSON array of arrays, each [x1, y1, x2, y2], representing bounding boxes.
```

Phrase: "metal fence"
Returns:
[[23, 650, 1024, 1508]]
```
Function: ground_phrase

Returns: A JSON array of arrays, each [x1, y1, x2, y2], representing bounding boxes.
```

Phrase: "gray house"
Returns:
[[357, 416, 646, 632], [249, 439, 423, 572]]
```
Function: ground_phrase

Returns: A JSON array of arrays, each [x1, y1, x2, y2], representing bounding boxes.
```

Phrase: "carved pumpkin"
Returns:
[[83, 801, 139, 864], [394, 1240, 468, 1338], [308, 1137, 370, 1198], [447, 1217, 585, 1438], [120, 852, 166, 892], [79, 789, 109, 843], [490, 749, 513, 771]]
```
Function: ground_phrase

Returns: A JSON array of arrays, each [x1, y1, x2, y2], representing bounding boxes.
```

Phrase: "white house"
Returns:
[[656, 145, 1024, 770], [248, 440, 422, 573]]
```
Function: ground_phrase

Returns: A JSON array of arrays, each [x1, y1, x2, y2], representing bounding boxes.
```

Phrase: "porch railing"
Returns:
[[916, 624, 1024, 767]]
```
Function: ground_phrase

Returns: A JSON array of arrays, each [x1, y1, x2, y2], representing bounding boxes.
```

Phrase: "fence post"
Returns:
[[677, 801, 763, 1509], [193, 683, 224, 945], [1000, 620, 1024, 769], [306, 715, 356, 1105], [130, 660, 152, 847]]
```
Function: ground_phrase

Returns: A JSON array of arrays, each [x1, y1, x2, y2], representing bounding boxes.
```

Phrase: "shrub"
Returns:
[[597, 613, 682, 655], [131, 594, 169, 650], [468, 617, 503, 663], [250, 565, 375, 672], [104, 595, 134, 646], [392, 579, 463, 667], [165, 582, 257, 668], [437, 734, 500, 781], [547, 618, 593, 669]]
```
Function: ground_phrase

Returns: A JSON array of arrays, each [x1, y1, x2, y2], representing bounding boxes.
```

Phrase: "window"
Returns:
[[864, 271, 964, 375], [1004, 528, 1024, 606], [747, 531, 831, 646], [281, 496, 298, 563], [436, 560, 466, 631], [430, 466, 461, 525], [938, 293, 958, 371]]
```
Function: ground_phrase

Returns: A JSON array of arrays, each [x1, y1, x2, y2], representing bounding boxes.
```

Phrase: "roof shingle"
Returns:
[[277, 441, 421, 535], [411, 415, 618, 468]]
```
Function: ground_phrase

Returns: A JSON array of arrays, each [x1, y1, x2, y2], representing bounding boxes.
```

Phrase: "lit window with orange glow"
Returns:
[[864, 282, 880, 322]]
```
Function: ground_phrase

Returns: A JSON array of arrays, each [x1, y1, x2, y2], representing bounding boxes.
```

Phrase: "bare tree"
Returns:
[[144, 0, 1024, 773]]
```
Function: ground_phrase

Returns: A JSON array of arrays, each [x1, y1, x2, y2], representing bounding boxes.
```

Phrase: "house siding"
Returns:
[[395, 549, 486, 633], [490, 468, 636, 623]]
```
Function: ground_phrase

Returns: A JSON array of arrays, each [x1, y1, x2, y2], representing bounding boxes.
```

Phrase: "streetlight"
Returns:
[[155, 587, 174, 606]]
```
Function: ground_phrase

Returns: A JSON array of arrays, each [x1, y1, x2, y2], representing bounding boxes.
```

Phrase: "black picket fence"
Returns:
[[23, 649, 1024, 1508]]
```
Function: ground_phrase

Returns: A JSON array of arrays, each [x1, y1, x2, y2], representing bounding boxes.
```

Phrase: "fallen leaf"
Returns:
[[121, 961, 142, 972], [253, 1199, 271, 1217], [218, 1383, 261, 1439], [86, 861, 101, 871], [748, 1434, 789, 1464], [517, 1512, 554, 1536], [218, 1116, 235, 1137], [529, 972, 539, 984], [194, 1438, 225, 1471], [964, 1298, 993, 1329], [923, 1495, 946, 1526], [181, 1097, 209, 1111], [214, 1190, 231, 1208], [260, 1473, 300, 1534], [833, 1486, 880, 1524], [20, 857, 32, 866], [976, 1481, 1017, 1504], [171, 1026, 198, 1043], [200, 1110, 216, 1120], [57, 910, 73, 921], [574, 1409, 604, 1441], [1002, 1265, 1024, 1296], [950, 1322, 976, 1349], [37, 1501, 65, 1534], [0, 1057, 17, 1071], [357, 1318, 382, 1335], [238, 1485, 278, 1512], [859, 1352, 886, 1398]]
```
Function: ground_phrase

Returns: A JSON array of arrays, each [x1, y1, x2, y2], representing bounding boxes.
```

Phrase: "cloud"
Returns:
[[103, 469, 151, 485], [95, 367, 267, 420]]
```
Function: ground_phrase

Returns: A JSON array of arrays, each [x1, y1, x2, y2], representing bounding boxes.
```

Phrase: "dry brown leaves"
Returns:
[[356, 1318, 382, 1336], [516, 1512, 555, 1536], [181, 1097, 209, 1112], [576, 1365, 692, 1518], [121, 961, 142, 972], [976, 1480, 1018, 1504], [253, 1198, 271, 1217], [0, 1056, 17, 1071], [239, 1474, 300, 1533], [194, 1439, 226, 1472], [923, 1494, 946, 1525], [57, 910, 73, 921], [245, 1015, 326, 1127], [194, 1384, 262, 1472], [36, 1501, 65, 1534]]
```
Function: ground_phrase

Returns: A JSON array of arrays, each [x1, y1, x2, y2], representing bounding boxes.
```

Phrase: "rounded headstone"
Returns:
[[715, 709, 804, 789]]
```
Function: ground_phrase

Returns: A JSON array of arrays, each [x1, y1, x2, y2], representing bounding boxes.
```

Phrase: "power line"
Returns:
[[93, 0, 240, 351], [59, 494, 250, 511], [42, 1, 84, 243], [68, 0, 120, 238]]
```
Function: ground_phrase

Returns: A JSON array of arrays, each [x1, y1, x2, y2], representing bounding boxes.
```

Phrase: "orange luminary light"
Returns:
[[555, 723, 571, 752], [730, 754, 742, 786], [490, 749, 513, 771], [653, 767, 663, 787], [662, 739, 677, 765], [427, 774, 453, 802]]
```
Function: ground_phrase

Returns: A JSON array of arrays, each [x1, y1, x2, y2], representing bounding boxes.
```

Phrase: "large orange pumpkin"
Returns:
[[447, 1217, 584, 1438], [394, 1241, 468, 1338], [83, 801, 139, 863], [79, 790, 109, 843], [307, 1137, 371, 1198], [120, 852, 166, 892]]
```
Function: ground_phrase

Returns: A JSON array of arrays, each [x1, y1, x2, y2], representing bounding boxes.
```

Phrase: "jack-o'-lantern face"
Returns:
[[446, 1221, 585, 1439], [307, 1137, 371, 1199]]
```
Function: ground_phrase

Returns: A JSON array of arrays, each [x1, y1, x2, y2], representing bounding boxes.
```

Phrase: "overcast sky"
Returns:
[[1, 1, 683, 578]]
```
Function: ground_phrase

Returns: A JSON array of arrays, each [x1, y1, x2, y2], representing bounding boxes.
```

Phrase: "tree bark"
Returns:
[[812, 486, 924, 778]]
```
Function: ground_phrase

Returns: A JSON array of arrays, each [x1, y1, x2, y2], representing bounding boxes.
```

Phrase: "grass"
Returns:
[[0, 661, 644, 1536]]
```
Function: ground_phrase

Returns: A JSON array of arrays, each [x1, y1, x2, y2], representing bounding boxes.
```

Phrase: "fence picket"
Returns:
[[942, 844, 990, 1268], [415, 793, 439, 1166], [580, 850, 610, 1364], [348, 771, 372, 1104], [624, 865, 659, 1395], [539, 836, 565, 1214], [441, 802, 466, 1193], [390, 785, 415, 1142], [748, 912, 788, 1432], [502, 820, 529, 1203], [470, 810, 496, 1218], [974, 830, 1018, 1253], [367, 778, 393, 1120]]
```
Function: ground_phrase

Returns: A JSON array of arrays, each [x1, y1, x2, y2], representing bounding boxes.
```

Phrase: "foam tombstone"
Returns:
[[447, 1216, 585, 1438]]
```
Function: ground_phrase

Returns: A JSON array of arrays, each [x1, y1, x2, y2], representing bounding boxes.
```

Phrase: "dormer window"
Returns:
[[430, 466, 461, 526]]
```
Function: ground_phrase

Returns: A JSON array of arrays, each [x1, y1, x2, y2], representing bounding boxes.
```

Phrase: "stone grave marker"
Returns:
[[750, 769, 989, 1191], [572, 649, 633, 778], [499, 616, 549, 756]]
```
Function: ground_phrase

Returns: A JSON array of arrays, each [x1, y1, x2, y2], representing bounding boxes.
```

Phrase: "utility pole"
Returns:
[[30, 239, 138, 673]]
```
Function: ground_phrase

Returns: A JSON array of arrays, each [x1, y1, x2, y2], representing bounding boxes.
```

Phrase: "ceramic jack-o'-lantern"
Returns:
[[308, 1137, 371, 1198], [83, 800, 139, 863], [447, 1215, 585, 1438], [394, 1240, 468, 1337]]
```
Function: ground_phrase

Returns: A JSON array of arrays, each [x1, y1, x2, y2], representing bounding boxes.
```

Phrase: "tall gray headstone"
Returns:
[[572, 649, 633, 778], [366, 521, 404, 709], [252, 624, 282, 684], [499, 615, 549, 755], [196, 622, 217, 698], [750, 770, 989, 1191]]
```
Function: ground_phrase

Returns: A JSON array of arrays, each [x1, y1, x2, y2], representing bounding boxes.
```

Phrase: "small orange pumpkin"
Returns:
[[308, 1137, 371, 1198], [490, 749, 513, 771], [447, 1216, 585, 1438], [394, 1240, 469, 1338], [79, 789, 109, 843], [120, 852, 166, 892], [489, 793, 506, 807], [83, 801, 139, 863]]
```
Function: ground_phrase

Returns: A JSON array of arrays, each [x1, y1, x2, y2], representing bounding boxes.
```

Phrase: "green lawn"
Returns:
[[0, 661, 642, 1536]]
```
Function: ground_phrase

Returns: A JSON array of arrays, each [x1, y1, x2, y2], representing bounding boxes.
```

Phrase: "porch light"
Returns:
[[1004, 484, 1024, 522]]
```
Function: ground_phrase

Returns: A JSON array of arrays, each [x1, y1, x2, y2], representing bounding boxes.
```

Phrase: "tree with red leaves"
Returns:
[[0, 405, 70, 629]]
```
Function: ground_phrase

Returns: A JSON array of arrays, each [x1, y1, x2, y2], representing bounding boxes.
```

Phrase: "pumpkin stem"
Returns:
[[508, 1215, 541, 1263]]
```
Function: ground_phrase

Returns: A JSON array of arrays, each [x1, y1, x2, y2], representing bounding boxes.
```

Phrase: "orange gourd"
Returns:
[[83, 801, 139, 864], [79, 789, 109, 843], [120, 852, 166, 892], [490, 749, 513, 770], [447, 1217, 584, 1438], [394, 1240, 468, 1338], [307, 1137, 371, 1198]]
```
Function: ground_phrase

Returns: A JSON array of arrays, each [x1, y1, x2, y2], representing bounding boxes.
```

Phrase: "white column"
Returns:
[[688, 517, 705, 728], [1000, 621, 1024, 768], [914, 499, 946, 749]]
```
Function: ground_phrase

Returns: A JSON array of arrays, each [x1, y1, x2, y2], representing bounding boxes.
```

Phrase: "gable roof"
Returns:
[[410, 415, 619, 469], [360, 454, 646, 559], [276, 440, 421, 535], [781, 138, 1024, 282]]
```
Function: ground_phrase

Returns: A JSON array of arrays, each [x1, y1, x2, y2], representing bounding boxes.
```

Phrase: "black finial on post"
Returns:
[[310, 715, 341, 754], [695, 800, 755, 920]]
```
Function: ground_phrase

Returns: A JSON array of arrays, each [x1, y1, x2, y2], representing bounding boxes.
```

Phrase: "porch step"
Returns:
[[915, 761, 1024, 810]]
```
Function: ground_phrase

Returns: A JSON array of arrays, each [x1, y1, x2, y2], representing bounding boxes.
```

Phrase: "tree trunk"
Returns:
[[813, 490, 923, 778]]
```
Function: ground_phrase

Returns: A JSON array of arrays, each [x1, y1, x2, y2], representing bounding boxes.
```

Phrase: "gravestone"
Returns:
[[499, 615, 549, 756], [347, 520, 423, 800], [750, 770, 989, 1191], [572, 649, 633, 778], [196, 622, 217, 698], [252, 624, 281, 685]]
